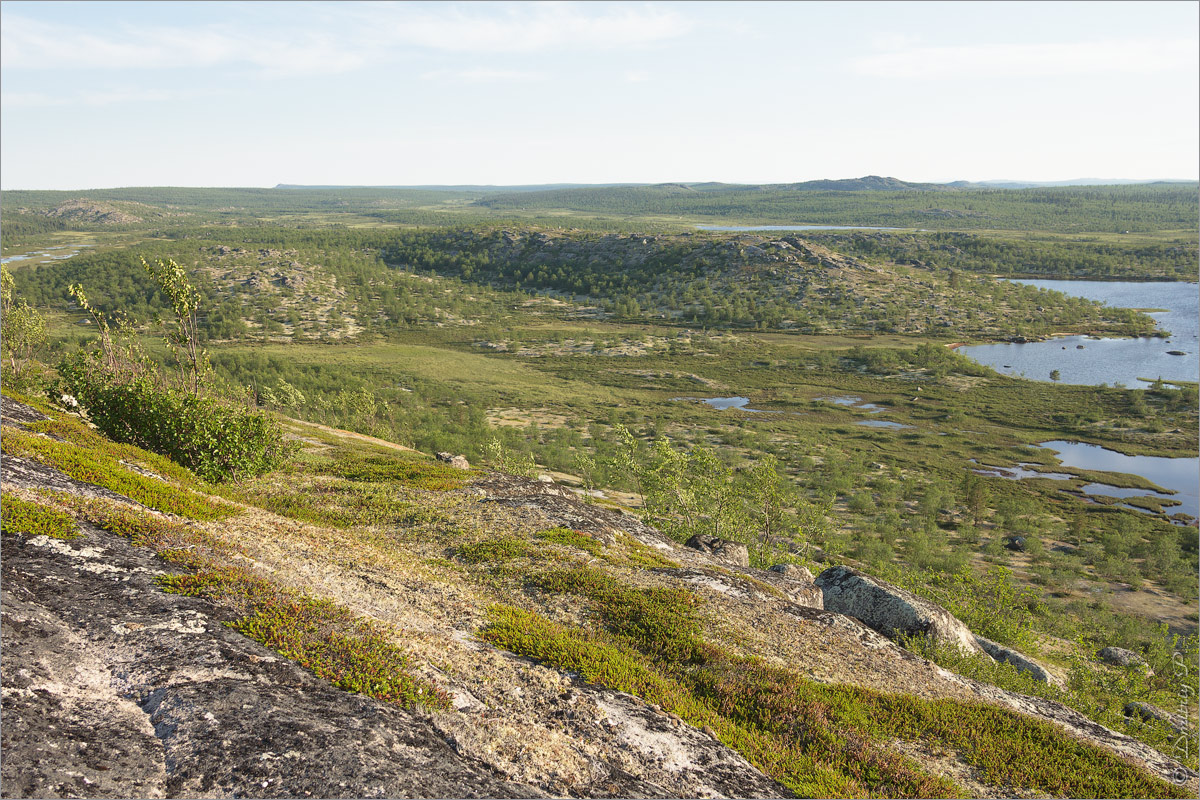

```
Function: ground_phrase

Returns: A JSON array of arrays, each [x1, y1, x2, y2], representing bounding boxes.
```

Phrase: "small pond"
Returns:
[[676, 396, 780, 413], [1, 244, 92, 265], [856, 420, 912, 429], [816, 395, 884, 412]]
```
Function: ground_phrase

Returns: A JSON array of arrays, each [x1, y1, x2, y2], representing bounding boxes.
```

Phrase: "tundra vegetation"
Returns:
[[2, 181, 1197, 795]]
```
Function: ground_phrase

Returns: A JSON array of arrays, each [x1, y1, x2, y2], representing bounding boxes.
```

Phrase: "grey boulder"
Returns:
[[815, 566, 983, 656], [975, 635, 1065, 688]]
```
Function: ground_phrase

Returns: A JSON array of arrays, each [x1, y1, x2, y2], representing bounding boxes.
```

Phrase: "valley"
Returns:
[[2, 182, 1197, 796]]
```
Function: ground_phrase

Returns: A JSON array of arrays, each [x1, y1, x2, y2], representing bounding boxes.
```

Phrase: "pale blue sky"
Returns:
[[2, 1, 1197, 189]]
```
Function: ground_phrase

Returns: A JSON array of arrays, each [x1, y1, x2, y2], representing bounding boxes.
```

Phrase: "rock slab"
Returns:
[[815, 565, 983, 656]]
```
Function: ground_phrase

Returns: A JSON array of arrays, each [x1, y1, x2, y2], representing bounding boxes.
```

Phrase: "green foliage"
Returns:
[[0, 495, 78, 539], [58, 351, 294, 483], [608, 425, 830, 567], [534, 526, 604, 556], [51, 493, 239, 569], [0, 423, 235, 520], [481, 603, 1188, 799], [484, 436, 537, 477], [1, 265, 48, 390]]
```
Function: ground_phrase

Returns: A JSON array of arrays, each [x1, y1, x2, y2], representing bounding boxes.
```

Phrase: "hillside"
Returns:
[[2, 393, 1196, 798]]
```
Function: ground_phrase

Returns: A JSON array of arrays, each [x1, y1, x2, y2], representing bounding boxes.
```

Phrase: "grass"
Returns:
[[49, 493, 240, 569], [310, 450, 471, 491], [217, 471, 451, 529]]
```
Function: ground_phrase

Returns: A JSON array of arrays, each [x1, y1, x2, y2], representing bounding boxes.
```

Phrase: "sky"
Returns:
[[2, 0, 1197, 189]]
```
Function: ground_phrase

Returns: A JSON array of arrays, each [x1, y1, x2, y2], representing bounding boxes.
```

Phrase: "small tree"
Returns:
[[141, 257, 210, 393], [1, 266, 47, 387]]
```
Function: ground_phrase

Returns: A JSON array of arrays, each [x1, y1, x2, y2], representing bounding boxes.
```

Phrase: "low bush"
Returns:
[[59, 351, 294, 483]]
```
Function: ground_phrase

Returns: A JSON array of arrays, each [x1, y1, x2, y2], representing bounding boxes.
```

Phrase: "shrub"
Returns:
[[59, 351, 294, 483]]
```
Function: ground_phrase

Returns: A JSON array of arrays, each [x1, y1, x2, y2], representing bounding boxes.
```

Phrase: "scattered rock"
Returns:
[[684, 534, 750, 568], [815, 566, 984, 656], [1098, 646, 1149, 670], [1124, 702, 1189, 734], [435, 452, 471, 470], [975, 636, 1065, 688]]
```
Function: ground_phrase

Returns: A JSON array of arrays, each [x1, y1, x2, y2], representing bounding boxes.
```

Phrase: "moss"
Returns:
[[312, 452, 470, 491], [535, 526, 604, 556], [218, 473, 449, 529], [529, 566, 708, 664], [1, 424, 236, 521], [159, 567, 449, 710], [613, 532, 680, 569], [455, 537, 532, 564], [1, 495, 79, 539]]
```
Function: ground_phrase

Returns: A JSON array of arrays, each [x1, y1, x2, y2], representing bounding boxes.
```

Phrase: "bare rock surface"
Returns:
[[1, 395, 50, 424], [815, 565, 984, 656], [769, 563, 813, 582], [0, 522, 544, 799], [435, 451, 471, 470], [1124, 701, 1191, 735]]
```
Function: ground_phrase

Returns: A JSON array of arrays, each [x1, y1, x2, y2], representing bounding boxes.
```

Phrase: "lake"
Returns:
[[1039, 440, 1198, 520], [959, 280, 1199, 387]]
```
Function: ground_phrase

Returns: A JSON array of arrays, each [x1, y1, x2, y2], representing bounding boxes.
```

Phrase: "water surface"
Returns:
[[960, 280, 1198, 386]]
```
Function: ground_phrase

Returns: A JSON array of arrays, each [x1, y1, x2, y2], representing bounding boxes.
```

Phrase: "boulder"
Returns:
[[975, 635, 1065, 688], [436, 452, 471, 470], [1124, 702, 1189, 734], [769, 563, 814, 582], [1005, 536, 1027, 552], [815, 566, 983, 656], [684, 534, 750, 568], [1098, 646, 1150, 670]]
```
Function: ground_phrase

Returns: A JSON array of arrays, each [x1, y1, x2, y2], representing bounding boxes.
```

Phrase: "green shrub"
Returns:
[[59, 351, 294, 483]]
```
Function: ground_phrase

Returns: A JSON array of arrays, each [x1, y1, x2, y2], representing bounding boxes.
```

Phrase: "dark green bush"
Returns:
[[59, 351, 293, 483]]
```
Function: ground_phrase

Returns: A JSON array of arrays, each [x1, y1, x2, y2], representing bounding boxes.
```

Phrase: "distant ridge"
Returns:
[[274, 176, 1195, 193]]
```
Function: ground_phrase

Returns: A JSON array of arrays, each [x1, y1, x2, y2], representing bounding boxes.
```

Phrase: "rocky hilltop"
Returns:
[[1, 395, 1195, 798]]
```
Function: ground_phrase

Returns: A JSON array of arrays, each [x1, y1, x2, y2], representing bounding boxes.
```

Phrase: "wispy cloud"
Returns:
[[375, 2, 691, 54], [0, 14, 366, 76], [2, 3, 691, 77], [3, 87, 207, 109], [623, 70, 651, 83], [854, 39, 1198, 79], [420, 68, 545, 83]]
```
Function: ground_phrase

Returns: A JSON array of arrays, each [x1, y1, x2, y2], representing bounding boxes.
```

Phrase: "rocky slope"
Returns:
[[2, 396, 1195, 798]]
